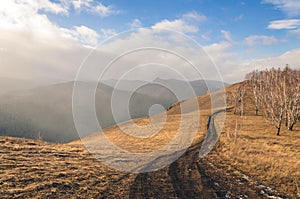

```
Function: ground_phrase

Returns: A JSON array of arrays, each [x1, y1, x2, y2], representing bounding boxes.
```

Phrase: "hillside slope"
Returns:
[[1, 134, 283, 199], [0, 81, 177, 143], [0, 82, 299, 198], [0, 78, 226, 143]]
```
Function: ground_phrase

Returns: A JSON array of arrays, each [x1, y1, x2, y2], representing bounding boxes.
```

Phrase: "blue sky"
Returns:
[[1, 0, 300, 82], [44, 0, 300, 55]]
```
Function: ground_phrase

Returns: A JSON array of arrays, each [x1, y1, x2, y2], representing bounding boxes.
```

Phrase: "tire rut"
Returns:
[[168, 141, 217, 199], [129, 109, 269, 199], [129, 110, 223, 198]]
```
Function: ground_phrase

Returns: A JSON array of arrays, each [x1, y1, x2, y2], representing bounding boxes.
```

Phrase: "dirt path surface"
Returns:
[[128, 110, 270, 199], [129, 142, 264, 199]]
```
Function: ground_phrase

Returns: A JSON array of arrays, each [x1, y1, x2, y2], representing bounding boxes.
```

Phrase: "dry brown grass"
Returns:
[[0, 136, 136, 198], [215, 112, 300, 198], [160, 81, 300, 197], [1, 81, 299, 198], [71, 97, 212, 153], [211, 82, 300, 198], [71, 81, 300, 197]]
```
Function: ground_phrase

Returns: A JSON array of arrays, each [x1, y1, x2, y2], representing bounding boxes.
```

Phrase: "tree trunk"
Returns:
[[276, 113, 283, 136], [288, 122, 295, 131], [255, 107, 258, 116], [240, 102, 244, 116]]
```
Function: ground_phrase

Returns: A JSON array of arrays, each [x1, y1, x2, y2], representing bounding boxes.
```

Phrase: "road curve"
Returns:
[[128, 109, 267, 199]]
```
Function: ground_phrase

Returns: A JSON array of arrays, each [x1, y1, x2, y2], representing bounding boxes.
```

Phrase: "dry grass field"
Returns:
[[214, 83, 300, 198], [216, 113, 300, 197], [0, 136, 136, 198], [165, 82, 300, 198], [0, 81, 299, 198]]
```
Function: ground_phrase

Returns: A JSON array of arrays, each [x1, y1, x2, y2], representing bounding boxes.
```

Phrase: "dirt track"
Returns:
[[128, 110, 287, 199]]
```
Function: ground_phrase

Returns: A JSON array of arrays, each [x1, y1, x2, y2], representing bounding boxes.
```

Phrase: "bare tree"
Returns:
[[246, 71, 260, 115], [285, 67, 300, 131], [231, 84, 245, 116], [246, 66, 300, 135]]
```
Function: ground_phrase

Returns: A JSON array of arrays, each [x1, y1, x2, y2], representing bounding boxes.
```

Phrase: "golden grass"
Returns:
[[212, 82, 300, 198], [0, 136, 136, 198], [162, 81, 300, 197], [3, 81, 298, 197], [75, 110, 211, 154], [72, 81, 300, 197]]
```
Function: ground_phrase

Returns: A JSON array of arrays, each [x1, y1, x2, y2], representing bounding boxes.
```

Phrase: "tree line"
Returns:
[[244, 66, 300, 135]]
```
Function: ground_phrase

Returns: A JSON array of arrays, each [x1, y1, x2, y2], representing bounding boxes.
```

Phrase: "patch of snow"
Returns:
[[242, 174, 249, 181], [260, 188, 283, 199], [265, 195, 283, 199], [225, 192, 231, 198]]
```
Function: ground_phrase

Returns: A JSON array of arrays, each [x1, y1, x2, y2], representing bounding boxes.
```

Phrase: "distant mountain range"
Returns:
[[0, 78, 228, 143], [103, 78, 228, 94], [0, 77, 66, 95]]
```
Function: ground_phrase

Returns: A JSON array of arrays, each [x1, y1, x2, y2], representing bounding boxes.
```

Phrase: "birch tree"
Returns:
[[246, 67, 300, 135]]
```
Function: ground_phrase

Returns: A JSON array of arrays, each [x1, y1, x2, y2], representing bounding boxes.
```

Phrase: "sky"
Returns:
[[0, 0, 300, 83]]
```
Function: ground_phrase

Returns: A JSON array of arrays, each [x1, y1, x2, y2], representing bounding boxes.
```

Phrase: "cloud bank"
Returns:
[[0, 1, 299, 84]]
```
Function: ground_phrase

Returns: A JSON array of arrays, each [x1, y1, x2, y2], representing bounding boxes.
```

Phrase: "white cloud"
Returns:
[[152, 19, 198, 33], [0, 0, 66, 36], [268, 19, 300, 29], [59, 0, 120, 17], [267, 19, 300, 40], [0, 0, 102, 81], [243, 35, 279, 46], [69, 28, 232, 82], [204, 41, 232, 52], [0, 29, 90, 80], [90, 2, 119, 17], [248, 48, 300, 70], [201, 35, 294, 82], [0, 0, 100, 46], [129, 19, 142, 29], [233, 14, 244, 22], [1, 21, 299, 85], [203, 41, 300, 82], [262, 0, 300, 17], [203, 41, 246, 82], [38, 0, 68, 14], [152, 11, 206, 34], [69, 0, 93, 11], [182, 11, 207, 22], [201, 31, 211, 41], [65, 25, 99, 47], [203, 41, 234, 65], [290, 28, 300, 38], [1, 2, 298, 85], [100, 29, 117, 40], [221, 30, 232, 42]]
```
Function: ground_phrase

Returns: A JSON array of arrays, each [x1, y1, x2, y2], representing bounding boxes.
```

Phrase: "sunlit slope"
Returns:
[[1, 82, 297, 198], [72, 81, 299, 197], [0, 78, 226, 143]]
